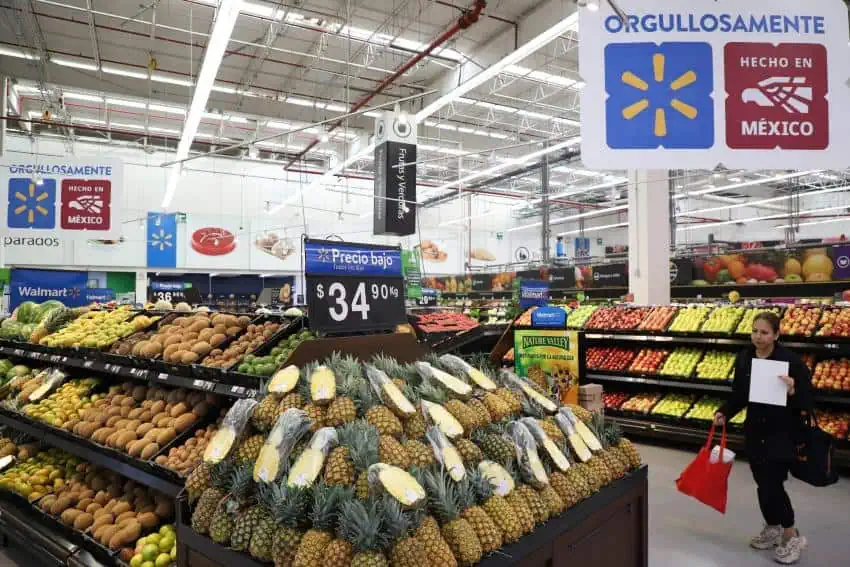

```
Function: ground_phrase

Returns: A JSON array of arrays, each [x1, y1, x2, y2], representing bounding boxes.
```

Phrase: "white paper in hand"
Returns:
[[748, 359, 789, 407]]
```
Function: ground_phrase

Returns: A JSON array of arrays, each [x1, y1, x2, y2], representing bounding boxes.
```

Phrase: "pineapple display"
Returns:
[[422, 468, 483, 566], [516, 483, 550, 525], [249, 482, 279, 561], [210, 464, 252, 545], [537, 483, 566, 518], [404, 439, 436, 468], [191, 462, 233, 535], [454, 438, 484, 467], [278, 391, 305, 414], [186, 461, 214, 503], [415, 515, 458, 567], [293, 484, 348, 567], [472, 429, 515, 466], [253, 394, 282, 432], [271, 484, 310, 567], [379, 435, 411, 469], [504, 488, 535, 536], [366, 404, 404, 438], [481, 392, 512, 423], [338, 498, 392, 567], [384, 497, 428, 567], [457, 474, 503, 554], [236, 434, 266, 465]]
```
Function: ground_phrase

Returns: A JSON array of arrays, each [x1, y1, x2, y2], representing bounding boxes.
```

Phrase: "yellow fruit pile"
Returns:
[[41, 307, 157, 349], [22, 378, 101, 427]]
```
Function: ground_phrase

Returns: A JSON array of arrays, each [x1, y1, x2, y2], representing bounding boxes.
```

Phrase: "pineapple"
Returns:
[[186, 461, 214, 503], [617, 437, 642, 470], [210, 464, 252, 545], [384, 497, 427, 567], [516, 483, 549, 524], [349, 422, 381, 500], [443, 400, 479, 434], [404, 411, 427, 440], [567, 404, 594, 425], [454, 438, 483, 467], [415, 515, 458, 567], [479, 489, 522, 544], [422, 468, 482, 566], [370, 355, 417, 419], [566, 465, 593, 501], [325, 427, 356, 486], [581, 457, 610, 492], [327, 355, 363, 427], [593, 414, 627, 480], [465, 398, 492, 428], [493, 388, 522, 415], [537, 483, 565, 517], [236, 434, 266, 465], [302, 403, 327, 433], [550, 469, 582, 509], [481, 392, 512, 423], [404, 439, 436, 469], [472, 430, 515, 466], [293, 484, 348, 567], [308, 363, 337, 406], [457, 474, 503, 554], [324, 539, 354, 567], [249, 482, 280, 561], [503, 490, 535, 536], [366, 405, 403, 438], [270, 484, 310, 567], [278, 392, 305, 414], [232, 497, 265, 552], [540, 418, 566, 444], [339, 498, 392, 567], [253, 395, 282, 432], [191, 462, 232, 535], [378, 435, 410, 469]]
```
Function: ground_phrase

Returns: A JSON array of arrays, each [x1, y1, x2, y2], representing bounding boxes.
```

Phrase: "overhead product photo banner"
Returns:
[[579, 0, 850, 169], [304, 238, 407, 333], [1, 157, 123, 239]]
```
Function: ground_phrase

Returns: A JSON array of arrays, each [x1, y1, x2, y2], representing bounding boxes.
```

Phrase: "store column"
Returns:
[[627, 170, 671, 305], [135, 271, 148, 306]]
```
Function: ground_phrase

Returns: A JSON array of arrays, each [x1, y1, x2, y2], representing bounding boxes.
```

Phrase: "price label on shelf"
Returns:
[[157, 373, 169, 382], [193, 379, 215, 392], [83, 360, 95, 369], [12, 349, 23, 357], [304, 238, 406, 333], [129, 368, 147, 378]]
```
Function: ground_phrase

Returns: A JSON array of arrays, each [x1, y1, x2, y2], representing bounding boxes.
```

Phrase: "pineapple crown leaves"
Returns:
[[422, 352, 443, 369], [591, 412, 615, 449], [270, 482, 311, 529], [520, 396, 547, 420], [309, 483, 350, 532], [380, 494, 414, 543], [466, 469, 495, 505], [420, 467, 463, 523], [417, 377, 448, 404], [210, 461, 235, 491], [347, 421, 381, 473], [338, 497, 392, 554], [229, 463, 256, 503], [398, 363, 423, 389], [370, 353, 401, 378], [453, 475, 477, 512]]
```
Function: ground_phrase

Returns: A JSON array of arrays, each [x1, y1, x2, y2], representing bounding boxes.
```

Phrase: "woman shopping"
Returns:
[[714, 312, 813, 565]]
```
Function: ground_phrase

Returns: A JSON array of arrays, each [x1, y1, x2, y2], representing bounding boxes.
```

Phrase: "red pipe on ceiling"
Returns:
[[282, 0, 488, 170]]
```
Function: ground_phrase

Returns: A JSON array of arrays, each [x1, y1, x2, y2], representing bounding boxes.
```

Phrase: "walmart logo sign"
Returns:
[[605, 42, 714, 149], [7, 178, 56, 229]]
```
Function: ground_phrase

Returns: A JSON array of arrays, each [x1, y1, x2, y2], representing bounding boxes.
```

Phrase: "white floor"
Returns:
[[0, 442, 848, 566]]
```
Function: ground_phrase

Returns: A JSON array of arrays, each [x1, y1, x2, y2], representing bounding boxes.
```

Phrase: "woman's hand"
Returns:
[[714, 412, 726, 426], [779, 375, 796, 396]]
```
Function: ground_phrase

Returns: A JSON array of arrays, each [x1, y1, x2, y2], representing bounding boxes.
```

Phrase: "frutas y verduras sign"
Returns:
[[1, 158, 123, 239], [579, 0, 850, 169]]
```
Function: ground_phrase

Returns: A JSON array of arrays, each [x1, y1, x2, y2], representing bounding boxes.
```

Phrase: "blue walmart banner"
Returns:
[[532, 306, 566, 329], [10, 269, 88, 310], [304, 239, 402, 277], [520, 279, 549, 309], [147, 212, 177, 268]]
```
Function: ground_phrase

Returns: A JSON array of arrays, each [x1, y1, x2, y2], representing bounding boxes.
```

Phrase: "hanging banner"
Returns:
[[402, 249, 423, 299], [146, 212, 178, 268], [590, 263, 629, 287], [520, 279, 550, 309], [513, 330, 581, 405], [373, 111, 417, 236], [574, 237, 591, 263], [10, 268, 87, 310], [670, 258, 695, 285], [1, 158, 123, 239], [579, 0, 850, 170]]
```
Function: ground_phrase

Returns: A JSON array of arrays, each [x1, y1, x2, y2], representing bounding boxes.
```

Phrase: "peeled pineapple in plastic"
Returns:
[[287, 427, 337, 487], [426, 427, 465, 481], [368, 463, 426, 507], [269, 365, 300, 395], [477, 460, 514, 496], [520, 418, 570, 472], [439, 354, 497, 391], [415, 362, 472, 398], [421, 400, 464, 439]]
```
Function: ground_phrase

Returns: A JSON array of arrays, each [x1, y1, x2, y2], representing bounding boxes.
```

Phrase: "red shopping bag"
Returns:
[[676, 423, 733, 514]]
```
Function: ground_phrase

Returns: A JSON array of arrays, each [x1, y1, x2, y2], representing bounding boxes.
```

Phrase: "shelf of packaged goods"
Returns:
[[0, 342, 260, 400], [586, 372, 734, 393], [0, 408, 183, 497]]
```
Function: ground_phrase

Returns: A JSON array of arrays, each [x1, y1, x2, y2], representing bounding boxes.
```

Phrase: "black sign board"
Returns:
[[670, 258, 695, 286], [374, 141, 417, 236], [590, 263, 629, 288], [470, 274, 493, 292], [549, 267, 577, 290], [148, 281, 202, 305], [304, 238, 407, 333]]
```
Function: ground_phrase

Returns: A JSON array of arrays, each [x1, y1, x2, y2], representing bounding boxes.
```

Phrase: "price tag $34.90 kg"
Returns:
[[309, 276, 405, 332]]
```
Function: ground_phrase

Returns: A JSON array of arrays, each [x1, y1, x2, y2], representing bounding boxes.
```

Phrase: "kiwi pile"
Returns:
[[154, 420, 221, 476], [132, 313, 251, 365], [201, 320, 282, 369]]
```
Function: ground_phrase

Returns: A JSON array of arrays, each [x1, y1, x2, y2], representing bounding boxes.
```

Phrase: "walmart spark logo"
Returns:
[[605, 42, 714, 149], [7, 178, 56, 229]]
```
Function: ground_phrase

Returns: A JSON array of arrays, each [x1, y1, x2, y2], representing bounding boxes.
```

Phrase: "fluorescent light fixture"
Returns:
[[439, 210, 500, 227], [163, 0, 244, 210], [150, 103, 187, 115], [674, 170, 821, 199], [505, 65, 580, 88], [62, 91, 104, 103], [559, 222, 628, 237], [0, 46, 38, 60], [151, 72, 194, 87], [211, 83, 238, 94], [416, 13, 579, 121], [51, 56, 98, 71], [678, 203, 850, 232], [111, 122, 146, 131], [73, 117, 107, 125], [106, 98, 147, 109], [776, 216, 849, 230], [680, 185, 850, 217], [149, 126, 180, 135], [101, 64, 148, 79]]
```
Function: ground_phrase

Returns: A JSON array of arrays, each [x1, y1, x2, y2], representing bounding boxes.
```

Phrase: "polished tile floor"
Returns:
[[0, 442, 848, 566]]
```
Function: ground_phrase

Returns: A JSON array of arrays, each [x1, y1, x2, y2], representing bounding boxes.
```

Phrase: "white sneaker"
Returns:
[[774, 534, 807, 565], [750, 525, 783, 550]]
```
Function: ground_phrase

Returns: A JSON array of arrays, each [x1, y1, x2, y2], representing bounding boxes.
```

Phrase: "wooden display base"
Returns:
[[176, 466, 648, 567], [283, 332, 426, 366]]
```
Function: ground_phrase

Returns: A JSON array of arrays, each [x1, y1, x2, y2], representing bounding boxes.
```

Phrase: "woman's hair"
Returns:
[[753, 311, 781, 334]]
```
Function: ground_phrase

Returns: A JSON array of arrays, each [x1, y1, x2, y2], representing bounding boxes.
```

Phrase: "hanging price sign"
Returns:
[[305, 238, 406, 333]]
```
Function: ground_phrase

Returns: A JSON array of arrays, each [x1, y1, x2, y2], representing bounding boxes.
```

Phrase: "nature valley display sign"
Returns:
[[514, 330, 582, 405]]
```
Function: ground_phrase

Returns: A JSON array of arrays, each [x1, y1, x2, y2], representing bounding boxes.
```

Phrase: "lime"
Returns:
[[142, 544, 160, 562], [146, 533, 161, 545], [130, 555, 143, 567], [155, 553, 171, 567], [159, 524, 174, 537], [158, 535, 174, 552]]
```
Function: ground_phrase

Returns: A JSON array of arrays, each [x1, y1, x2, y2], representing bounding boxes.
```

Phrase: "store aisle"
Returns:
[[643, 442, 850, 566]]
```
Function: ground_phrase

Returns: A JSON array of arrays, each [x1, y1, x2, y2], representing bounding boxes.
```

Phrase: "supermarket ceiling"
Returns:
[[1, 0, 849, 220]]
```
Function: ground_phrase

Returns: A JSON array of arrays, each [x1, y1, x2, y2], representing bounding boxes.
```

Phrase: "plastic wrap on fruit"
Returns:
[[204, 398, 259, 464], [519, 417, 570, 472], [505, 421, 549, 488], [269, 365, 300, 395], [365, 364, 416, 418], [251, 408, 311, 482], [414, 361, 473, 398], [477, 460, 515, 496], [438, 355, 497, 391], [500, 369, 558, 414], [558, 407, 602, 452], [26, 367, 68, 403], [554, 412, 592, 463], [426, 426, 466, 481], [421, 399, 464, 439], [367, 463, 426, 507], [287, 426, 338, 487]]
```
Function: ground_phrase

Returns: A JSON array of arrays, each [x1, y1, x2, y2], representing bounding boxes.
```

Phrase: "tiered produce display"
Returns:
[[659, 347, 702, 379]]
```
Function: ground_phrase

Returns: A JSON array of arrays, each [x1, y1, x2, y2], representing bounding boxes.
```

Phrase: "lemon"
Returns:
[[155, 553, 171, 567], [146, 533, 161, 545], [142, 544, 159, 562], [130, 555, 143, 567], [158, 535, 174, 552]]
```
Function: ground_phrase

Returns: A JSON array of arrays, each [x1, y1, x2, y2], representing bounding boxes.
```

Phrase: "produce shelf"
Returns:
[[0, 491, 78, 567], [587, 373, 734, 393], [0, 408, 183, 497], [431, 326, 506, 355]]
